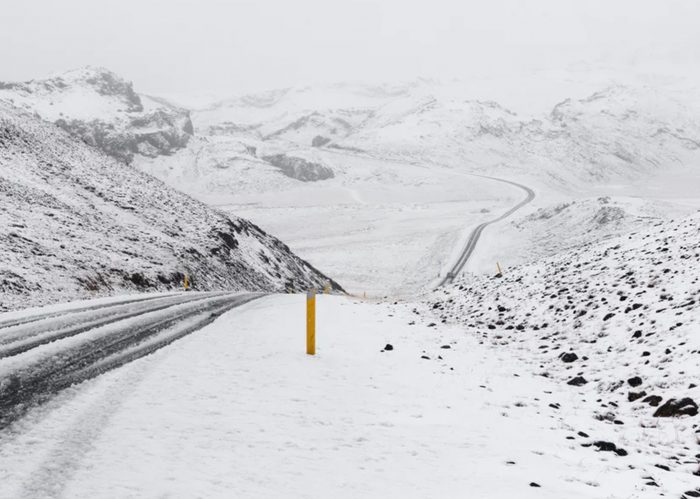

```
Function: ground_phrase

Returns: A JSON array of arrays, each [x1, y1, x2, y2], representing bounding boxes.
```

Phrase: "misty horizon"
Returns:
[[2, 0, 699, 98]]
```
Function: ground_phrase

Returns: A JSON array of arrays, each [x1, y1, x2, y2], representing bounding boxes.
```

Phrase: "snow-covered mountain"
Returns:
[[427, 212, 700, 479], [0, 67, 193, 163], [0, 102, 341, 312], [325, 83, 700, 185], [138, 79, 700, 205], [7, 70, 698, 188]]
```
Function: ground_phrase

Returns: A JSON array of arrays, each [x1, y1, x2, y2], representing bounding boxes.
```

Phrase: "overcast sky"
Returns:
[[1, 0, 699, 96]]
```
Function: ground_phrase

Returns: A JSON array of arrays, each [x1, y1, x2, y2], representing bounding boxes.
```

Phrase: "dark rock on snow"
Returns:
[[567, 376, 588, 386], [627, 376, 643, 387], [560, 352, 578, 363], [653, 398, 698, 418]]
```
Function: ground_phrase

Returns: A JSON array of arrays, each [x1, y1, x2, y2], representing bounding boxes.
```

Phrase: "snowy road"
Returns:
[[0, 291, 262, 429], [3, 294, 692, 498], [439, 175, 535, 286]]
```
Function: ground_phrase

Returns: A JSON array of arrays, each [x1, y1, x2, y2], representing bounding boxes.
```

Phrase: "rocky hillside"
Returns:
[[262, 153, 334, 181], [0, 102, 341, 312], [426, 213, 700, 488], [0, 67, 192, 163]]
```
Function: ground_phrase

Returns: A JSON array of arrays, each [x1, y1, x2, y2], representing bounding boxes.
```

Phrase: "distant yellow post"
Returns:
[[306, 290, 316, 355], [184, 273, 190, 290], [323, 282, 331, 294]]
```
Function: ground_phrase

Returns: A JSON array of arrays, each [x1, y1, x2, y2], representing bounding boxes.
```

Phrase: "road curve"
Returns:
[[438, 175, 535, 287], [0, 291, 262, 429]]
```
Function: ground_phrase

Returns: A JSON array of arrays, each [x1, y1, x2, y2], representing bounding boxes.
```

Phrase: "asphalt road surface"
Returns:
[[0, 291, 262, 429], [438, 176, 535, 287]]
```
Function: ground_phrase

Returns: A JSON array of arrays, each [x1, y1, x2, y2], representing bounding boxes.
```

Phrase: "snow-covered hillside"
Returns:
[[136, 80, 700, 294], [192, 80, 700, 187], [0, 67, 193, 163], [0, 102, 340, 312], [427, 213, 700, 484], [465, 194, 700, 275]]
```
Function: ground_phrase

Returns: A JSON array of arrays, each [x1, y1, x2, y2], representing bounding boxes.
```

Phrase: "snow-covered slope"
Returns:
[[427, 213, 700, 479], [131, 78, 700, 295], [0, 102, 340, 312], [336, 84, 700, 187], [194, 82, 414, 138], [0, 67, 193, 163], [190, 80, 700, 186], [466, 194, 700, 275]]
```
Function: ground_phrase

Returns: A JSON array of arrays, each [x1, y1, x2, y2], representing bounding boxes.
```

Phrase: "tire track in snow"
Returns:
[[0, 292, 231, 358], [0, 292, 262, 430], [15, 360, 160, 499], [0, 293, 180, 331]]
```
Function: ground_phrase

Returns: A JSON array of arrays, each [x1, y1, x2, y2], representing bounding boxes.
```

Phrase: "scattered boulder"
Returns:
[[643, 395, 662, 407], [628, 391, 647, 402], [567, 376, 588, 386], [560, 352, 578, 363], [384, 343, 394, 351], [627, 376, 643, 387], [653, 398, 698, 418], [593, 441, 628, 456]]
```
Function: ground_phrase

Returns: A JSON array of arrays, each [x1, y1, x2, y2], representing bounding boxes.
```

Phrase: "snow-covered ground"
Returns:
[[427, 212, 700, 492], [4, 293, 697, 498]]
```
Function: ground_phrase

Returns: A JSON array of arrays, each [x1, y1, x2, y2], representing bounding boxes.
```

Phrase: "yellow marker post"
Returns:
[[323, 282, 331, 294], [306, 290, 316, 355], [184, 273, 190, 291]]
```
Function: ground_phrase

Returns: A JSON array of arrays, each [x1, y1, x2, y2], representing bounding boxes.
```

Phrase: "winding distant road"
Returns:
[[438, 175, 535, 287], [0, 292, 261, 429], [320, 148, 537, 289]]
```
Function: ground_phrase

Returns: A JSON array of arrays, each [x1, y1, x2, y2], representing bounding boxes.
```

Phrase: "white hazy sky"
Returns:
[[1, 0, 699, 96]]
